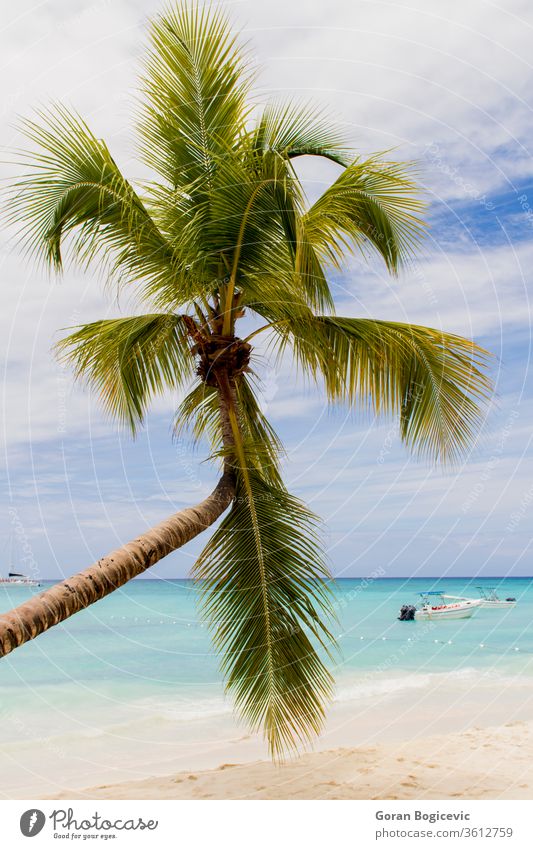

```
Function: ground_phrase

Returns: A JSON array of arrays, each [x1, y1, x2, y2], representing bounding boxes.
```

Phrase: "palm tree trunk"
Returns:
[[0, 472, 235, 658]]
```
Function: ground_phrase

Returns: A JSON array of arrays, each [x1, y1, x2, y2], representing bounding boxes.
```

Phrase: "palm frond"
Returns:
[[234, 376, 284, 485], [302, 154, 425, 273], [139, 2, 252, 187], [194, 468, 336, 759], [8, 107, 195, 296], [175, 374, 284, 484], [252, 100, 352, 166], [146, 145, 305, 311], [278, 316, 492, 462], [174, 381, 221, 447], [238, 127, 336, 312], [56, 313, 194, 434]]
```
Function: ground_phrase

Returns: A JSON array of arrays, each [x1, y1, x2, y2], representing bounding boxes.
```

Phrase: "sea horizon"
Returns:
[[29, 575, 533, 582]]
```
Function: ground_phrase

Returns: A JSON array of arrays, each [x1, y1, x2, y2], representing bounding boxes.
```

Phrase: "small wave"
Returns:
[[129, 693, 232, 722], [333, 667, 533, 705]]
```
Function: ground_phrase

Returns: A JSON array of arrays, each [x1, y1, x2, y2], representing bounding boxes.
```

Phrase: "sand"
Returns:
[[49, 720, 533, 800]]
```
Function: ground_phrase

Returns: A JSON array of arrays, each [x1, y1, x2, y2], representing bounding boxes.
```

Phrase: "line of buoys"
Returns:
[[347, 634, 527, 653], [103, 616, 526, 653], [107, 614, 189, 626]]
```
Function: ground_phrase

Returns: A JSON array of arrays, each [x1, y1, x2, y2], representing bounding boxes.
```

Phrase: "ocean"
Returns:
[[1, 577, 532, 796]]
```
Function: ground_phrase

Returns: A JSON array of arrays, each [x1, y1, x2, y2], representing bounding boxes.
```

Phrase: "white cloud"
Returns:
[[335, 238, 533, 340]]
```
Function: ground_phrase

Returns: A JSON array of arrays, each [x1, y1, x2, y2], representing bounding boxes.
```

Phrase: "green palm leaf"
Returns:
[[194, 469, 336, 759], [140, 2, 252, 187], [302, 154, 425, 272], [252, 100, 352, 166], [9, 107, 181, 290], [174, 381, 221, 448], [280, 316, 492, 462], [175, 374, 284, 485], [56, 313, 194, 433]]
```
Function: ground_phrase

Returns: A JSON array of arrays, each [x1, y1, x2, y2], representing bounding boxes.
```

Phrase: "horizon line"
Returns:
[[31, 575, 533, 582]]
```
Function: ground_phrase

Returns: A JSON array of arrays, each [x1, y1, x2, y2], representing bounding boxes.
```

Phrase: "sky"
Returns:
[[0, 0, 532, 579]]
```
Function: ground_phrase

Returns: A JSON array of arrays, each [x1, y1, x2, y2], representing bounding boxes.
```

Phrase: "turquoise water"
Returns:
[[1, 577, 532, 716], [0, 577, 532, 794]]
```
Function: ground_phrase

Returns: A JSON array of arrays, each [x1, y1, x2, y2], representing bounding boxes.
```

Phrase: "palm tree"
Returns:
[[0, 3, 491, 758]]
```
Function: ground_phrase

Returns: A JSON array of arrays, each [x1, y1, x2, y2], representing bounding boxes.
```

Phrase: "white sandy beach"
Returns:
[[50, 720, 533, 800], [41, 673, 533, 801]]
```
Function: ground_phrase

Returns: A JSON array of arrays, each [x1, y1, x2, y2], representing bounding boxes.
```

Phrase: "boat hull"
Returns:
[[415, 600, 482, 620], [0, 579, 39, 586], [479, 600, 516, 608]]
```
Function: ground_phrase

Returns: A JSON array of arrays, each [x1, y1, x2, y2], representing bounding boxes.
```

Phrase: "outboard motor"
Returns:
[[398, 604, 417, 621]]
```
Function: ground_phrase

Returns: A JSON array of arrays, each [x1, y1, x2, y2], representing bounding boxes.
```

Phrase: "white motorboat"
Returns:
[[0, 572, 40, 587], [476, 587, 516, 608], [398, 591, 483, 621]]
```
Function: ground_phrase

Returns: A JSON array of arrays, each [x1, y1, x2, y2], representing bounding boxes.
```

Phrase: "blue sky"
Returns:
[[1, 0, 532, 578]]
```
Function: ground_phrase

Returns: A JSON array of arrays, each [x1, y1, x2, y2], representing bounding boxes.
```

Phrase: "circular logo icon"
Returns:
[[20, 810, 46, 837]]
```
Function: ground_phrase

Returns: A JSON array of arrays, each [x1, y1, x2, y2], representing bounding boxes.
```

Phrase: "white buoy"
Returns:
[[479, 644, 485, 648]]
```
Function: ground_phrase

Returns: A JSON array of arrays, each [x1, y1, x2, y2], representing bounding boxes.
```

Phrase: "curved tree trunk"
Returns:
[[0, 472, 235, 658]]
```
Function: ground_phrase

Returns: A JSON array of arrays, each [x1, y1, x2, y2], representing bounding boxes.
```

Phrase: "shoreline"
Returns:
[[48, 720, 533, 800]]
